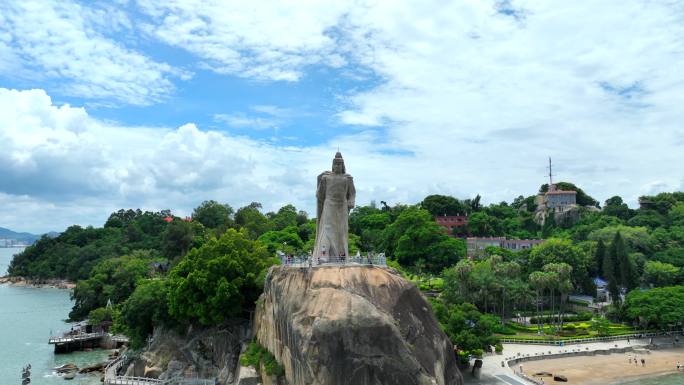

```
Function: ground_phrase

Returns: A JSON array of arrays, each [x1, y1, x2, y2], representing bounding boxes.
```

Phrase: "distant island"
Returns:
[[0, 227, 59, 247]]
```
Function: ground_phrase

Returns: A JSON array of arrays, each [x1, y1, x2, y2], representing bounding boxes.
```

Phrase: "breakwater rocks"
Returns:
[[254, 265, 463, 385], [0, 276, 76, 289]]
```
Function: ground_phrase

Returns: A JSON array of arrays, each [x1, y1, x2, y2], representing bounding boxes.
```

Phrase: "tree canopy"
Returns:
[[167, 229, 277, 325]]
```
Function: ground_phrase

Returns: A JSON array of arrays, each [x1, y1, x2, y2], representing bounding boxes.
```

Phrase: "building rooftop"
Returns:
[[546, 190, 577, 195]]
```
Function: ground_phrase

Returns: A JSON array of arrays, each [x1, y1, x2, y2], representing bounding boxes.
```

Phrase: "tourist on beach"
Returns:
[[676, 361, 681, 370], [641, 358, 645, 366], [628, 356, 632, 364], [519, 364, 523, 373]]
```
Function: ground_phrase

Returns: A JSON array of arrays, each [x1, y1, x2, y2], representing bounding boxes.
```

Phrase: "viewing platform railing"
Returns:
[[48, 332, 105, 344], [500, 331, 680, 346], [280, 254, 387, 267]]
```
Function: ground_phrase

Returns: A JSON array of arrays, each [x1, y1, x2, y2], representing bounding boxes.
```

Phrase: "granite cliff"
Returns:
[[128, 323, 251, 383], [254, 265, 463, 385]]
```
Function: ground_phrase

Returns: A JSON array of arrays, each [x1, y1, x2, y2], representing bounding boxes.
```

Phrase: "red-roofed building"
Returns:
[[434, 215, 469, 237], [163, 216, 173, 223]]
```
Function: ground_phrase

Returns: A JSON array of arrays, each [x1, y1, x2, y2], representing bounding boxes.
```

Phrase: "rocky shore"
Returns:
[[0, 275, 76, 289]]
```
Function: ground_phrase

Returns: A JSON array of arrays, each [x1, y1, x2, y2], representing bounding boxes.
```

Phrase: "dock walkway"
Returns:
[[49, 332, 129, 353]]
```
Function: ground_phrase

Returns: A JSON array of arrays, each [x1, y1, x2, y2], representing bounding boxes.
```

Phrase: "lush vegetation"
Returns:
[[240, 341, 285, 377], [166, 229, 277, 326], [8, 187, 684, 358]]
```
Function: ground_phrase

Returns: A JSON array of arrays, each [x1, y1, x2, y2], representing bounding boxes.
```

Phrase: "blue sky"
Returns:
[[1, 0, 683, 233]]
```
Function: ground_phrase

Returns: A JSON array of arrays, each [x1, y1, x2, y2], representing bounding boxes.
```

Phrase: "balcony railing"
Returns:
[[280, 254, 387, 267]]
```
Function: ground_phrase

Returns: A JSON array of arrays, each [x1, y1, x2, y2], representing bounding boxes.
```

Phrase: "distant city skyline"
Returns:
[[1, 0, 683, 233]]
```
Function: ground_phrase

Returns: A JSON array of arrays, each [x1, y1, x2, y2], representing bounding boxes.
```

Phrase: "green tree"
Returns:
[[590, 317, 611, 336], [442, 259, 474, 304], [627, 210, 667, 229], [70, 250, 155, 320], [589, 225, 653, 254], [602, 239, 620, 303], [116, 279, 171, 349], [257, 226, 304, 255], [493, 260, 522, 324], [270, 205, 299, 231], [162, 220, 199, 260], [603, 196, 632, 220], [167, 229, 277, 325], [669, 203, 684, 226], [382, 207, 465, 273], [595, 239, 606, 278], [624, 286, 684, 330], [349, 205, 391, 252], [468, 212, 500, 237], [528, 238, 591, 291], [643, 261, 680, 287], [431, 301, 499, 354], [528, 271, 548, 333], [235, 202, 270, 240], [610, 232, 637, 290], [421, 194, 467, 216], [192, 200, 235, 229], [543, 263, 573, 328]]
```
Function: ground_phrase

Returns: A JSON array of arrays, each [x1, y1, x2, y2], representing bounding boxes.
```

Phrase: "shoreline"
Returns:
[[517, 346, 684, 385], [469, 337, 684, 385], [0, 275, 76, 289]]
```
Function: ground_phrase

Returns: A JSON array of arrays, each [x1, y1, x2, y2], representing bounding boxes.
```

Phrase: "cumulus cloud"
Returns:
[[135, 0, 351, 81], [0, 88, 459, 232], [0, 0, 185, 105], [2, 1, 684, 232]]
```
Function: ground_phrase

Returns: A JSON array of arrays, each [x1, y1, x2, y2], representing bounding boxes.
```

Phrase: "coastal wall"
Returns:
[[254, 265, 463, 385]]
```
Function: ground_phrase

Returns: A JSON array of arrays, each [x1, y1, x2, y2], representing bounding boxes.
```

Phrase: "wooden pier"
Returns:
[[49, 332, 128, 353]]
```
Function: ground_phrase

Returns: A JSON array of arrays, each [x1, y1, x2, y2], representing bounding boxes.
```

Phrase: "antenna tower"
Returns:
[[548, 157, 554, 186]]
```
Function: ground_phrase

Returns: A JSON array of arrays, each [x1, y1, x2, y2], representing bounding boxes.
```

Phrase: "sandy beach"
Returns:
[[517, 347, 684, 385]]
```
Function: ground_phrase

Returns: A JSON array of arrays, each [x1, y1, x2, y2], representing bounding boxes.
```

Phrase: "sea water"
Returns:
[[0, 248, 107, 384]]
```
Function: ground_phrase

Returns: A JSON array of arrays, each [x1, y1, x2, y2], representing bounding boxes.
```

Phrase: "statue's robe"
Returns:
[[313, 171, 355, 259]]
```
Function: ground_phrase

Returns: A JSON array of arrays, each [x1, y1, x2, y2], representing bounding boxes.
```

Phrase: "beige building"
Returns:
[[466, 237, 543, 258]]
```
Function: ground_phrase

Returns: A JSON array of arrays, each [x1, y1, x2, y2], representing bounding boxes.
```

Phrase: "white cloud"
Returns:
[[2, 1, 684, 231], [0, 88, 466, 233], [213, 114, 279, 130], [0, 0, 185, 105], [135, 0, 351, 81], [213, 105, 302, 130]]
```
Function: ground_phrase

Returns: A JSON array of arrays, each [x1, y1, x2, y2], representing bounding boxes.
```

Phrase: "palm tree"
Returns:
[[544, 263, 573, 329], [529, 271, 546, 334], [495, 260, 521, 325]]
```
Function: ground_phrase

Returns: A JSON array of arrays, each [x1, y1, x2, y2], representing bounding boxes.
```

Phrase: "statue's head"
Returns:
[[332, 151, 346, 174]]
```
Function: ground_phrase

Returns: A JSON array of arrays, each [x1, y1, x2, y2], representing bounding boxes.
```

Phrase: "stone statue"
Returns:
[[313, 152, 356, 260]]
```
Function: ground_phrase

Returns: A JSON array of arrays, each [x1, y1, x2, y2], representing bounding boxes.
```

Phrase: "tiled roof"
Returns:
[[546, 190, 577, 195]]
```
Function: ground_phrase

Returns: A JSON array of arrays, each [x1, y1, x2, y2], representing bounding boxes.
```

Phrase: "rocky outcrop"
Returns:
[[138, 322, 251, 384], [254, 265, 463, 385]]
